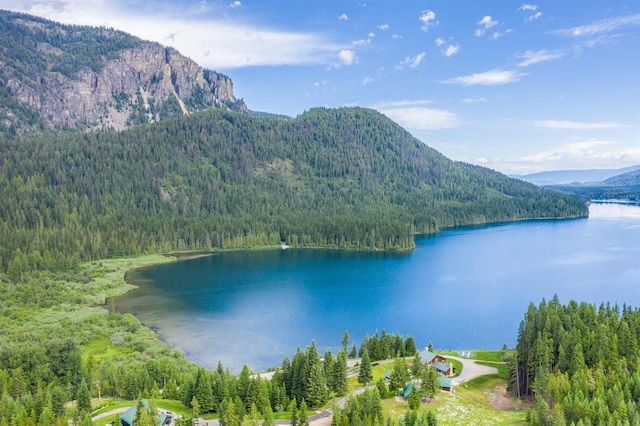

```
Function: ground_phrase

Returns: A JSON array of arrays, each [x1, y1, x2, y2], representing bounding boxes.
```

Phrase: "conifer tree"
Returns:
[[359, 349, 373, 385]]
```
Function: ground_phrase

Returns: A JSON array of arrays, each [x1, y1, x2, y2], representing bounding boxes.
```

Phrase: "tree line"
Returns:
[[0, 107, 588, 275], [509, 296, 640, 425]]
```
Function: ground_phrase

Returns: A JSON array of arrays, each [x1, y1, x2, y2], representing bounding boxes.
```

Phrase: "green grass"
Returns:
[[477, 361, 509, 379]]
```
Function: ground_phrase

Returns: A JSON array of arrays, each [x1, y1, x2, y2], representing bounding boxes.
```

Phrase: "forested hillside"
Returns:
[[0, 107, 587, 274], [509, 297, 640, 425]]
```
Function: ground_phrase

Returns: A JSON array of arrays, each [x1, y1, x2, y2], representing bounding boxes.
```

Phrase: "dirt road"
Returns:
[[447, 355, 499, 385]]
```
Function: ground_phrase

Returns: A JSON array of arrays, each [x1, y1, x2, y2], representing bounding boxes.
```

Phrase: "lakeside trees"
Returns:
[[0, 107, 587, 275], [509, 297, 640, 425]]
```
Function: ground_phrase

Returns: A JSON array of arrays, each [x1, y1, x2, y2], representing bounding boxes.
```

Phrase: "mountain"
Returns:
[[0, 10, 246, 136], [514, 165, 640, 186], [602, 169, 640, 186], [0, 107, 587, 269]]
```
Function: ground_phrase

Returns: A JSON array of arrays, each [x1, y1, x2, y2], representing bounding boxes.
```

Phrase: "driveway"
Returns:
[[447, 355, 499, 385]]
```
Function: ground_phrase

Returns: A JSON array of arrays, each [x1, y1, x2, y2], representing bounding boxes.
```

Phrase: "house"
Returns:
[[432, 361, 454, 377], [419, 349, 448, 366], [419, 349, 455, 376], [119, 399, 170, 426]]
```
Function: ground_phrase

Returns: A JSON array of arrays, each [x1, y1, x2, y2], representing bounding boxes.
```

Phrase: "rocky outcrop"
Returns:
[[0, 11, 247, 133]]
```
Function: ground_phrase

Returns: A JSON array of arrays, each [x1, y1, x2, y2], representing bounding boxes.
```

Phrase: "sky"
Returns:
[[4, 0, 640, 174]]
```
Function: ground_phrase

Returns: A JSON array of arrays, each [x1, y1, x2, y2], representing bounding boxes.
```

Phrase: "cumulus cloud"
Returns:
[[362, 76, 374, 85], [442, 69, 526, 86], [552, 13, 640, 37], [444, 44, 460, 57], [229, 1, 241, 7], [534, 120, 627, 130], [375, 101, 462, 130], [397, 52, 426, 69], [435, 37, 459, 57], [335, 49, 357, 67], [338, 13, 348, 21], [517, 49, 563, 67], [461, 97, 487, 103], [475, 16, 498, 37], [3, 0, 345, 70], [378, 24, 389, 30], [419, 10, 438, 31]]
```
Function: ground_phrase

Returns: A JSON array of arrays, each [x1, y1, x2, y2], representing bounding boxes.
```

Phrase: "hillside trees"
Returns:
[[509, 297, 640, 424], [0, 107, 587, 274]]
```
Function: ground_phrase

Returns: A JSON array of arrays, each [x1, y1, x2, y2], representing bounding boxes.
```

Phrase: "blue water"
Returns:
[[119, 203, 640, 372]]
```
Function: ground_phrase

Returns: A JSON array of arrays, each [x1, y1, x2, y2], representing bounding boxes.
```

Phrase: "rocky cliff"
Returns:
[[0, 10, 247, 135]]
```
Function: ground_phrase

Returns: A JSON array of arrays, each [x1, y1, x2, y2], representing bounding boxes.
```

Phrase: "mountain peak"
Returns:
[[0, 10, 247, 135]]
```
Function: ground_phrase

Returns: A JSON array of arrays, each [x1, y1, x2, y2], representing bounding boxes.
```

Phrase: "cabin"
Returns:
[[438, 376, 453, 392], [419, 349, 455, 377], [118, 400, 171, 426]]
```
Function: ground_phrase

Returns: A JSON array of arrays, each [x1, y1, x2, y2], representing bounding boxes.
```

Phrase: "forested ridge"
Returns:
[[510, 297, 640, 425], [0, 106, 587, 275]]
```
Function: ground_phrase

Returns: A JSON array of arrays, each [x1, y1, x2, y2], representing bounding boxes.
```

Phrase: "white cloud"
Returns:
[[419, 10, 438, 31], [335, 49, 357, 66], [444, 44, 460, 57], [487, 140, 640, 174], [3, 0, 346, 70], [518, 4, 538, 11], [391, 34, 402, 39], [515, 140, 640, 165], [475, 16, 498, 37], [460, 97, 487, 103], [375, 101, 461, 130], [368, 32, 375, 38], [352, 39, 371, 46], [362, 77, 374, 85], [229, 1, 241, 8], [552, 13, 640, 37], [534, 120, 627, 130], [377, 24, 389, 31], [442, 69, 526, 86], [516, 49, 563, 67], [338, 13, 348, 21], [435, 37, 445, 47], [525, 12, 543, 22], [397, 52, 426, 69]]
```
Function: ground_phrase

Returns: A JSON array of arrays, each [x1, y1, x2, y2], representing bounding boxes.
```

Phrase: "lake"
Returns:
[[120, 202, 640, 372]]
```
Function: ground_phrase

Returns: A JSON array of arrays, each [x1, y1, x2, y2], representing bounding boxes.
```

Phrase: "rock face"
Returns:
[[0, 11, 247, 134]]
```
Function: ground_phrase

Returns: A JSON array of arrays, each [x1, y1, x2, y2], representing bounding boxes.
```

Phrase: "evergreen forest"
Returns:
[[509, 297, 640, 425], [0, 106, 587, 276]]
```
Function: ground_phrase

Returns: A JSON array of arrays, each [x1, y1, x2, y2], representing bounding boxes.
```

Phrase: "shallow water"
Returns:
[[119, 202, 640, 372]]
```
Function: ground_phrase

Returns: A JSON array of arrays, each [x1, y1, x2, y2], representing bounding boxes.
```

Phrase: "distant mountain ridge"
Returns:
[[514, 164, 640, 186], [0, 10, 247, 136]]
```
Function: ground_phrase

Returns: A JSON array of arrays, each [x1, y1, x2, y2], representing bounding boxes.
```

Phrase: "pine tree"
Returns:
[[76, 379, 91, 414], [302, 341, 328, 407], [331, 350, 348, 396], [341, 330, 350, 351], [359, 349, 373, 385], [408, 385, 421, 410], [390, 357, 409, 393]]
